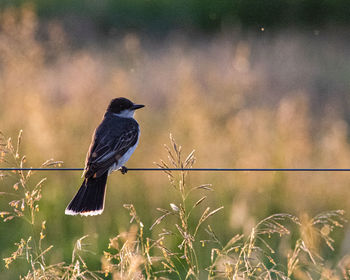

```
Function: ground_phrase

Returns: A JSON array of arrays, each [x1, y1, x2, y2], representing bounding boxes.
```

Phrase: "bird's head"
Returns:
[[107, 97, 144, 118]]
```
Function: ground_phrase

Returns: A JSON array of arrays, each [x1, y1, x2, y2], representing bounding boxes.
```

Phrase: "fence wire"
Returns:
[[1, 168, 350, 172]]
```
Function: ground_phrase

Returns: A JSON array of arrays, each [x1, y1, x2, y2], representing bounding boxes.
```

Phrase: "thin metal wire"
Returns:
[[1, 167, 350, 172]]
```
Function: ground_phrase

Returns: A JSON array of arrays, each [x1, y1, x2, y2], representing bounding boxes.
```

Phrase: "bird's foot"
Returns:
[[120, 166, 128, 174]]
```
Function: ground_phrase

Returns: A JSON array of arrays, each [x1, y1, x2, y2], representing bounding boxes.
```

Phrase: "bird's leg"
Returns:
[[120, 166, 128, 174]]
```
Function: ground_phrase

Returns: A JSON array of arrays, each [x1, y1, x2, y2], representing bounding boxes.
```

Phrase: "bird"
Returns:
[[65, 97, 144, 216]]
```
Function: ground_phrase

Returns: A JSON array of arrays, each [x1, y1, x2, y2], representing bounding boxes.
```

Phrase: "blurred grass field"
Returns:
[[1, 7, 350, 279]]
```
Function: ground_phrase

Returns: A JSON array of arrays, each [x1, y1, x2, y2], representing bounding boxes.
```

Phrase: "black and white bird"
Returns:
[[65, 97, 144, 216]]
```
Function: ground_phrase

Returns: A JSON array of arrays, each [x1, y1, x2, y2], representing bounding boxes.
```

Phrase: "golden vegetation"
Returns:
[[0, 132, 349, 279], [1, 7, 350, 279]]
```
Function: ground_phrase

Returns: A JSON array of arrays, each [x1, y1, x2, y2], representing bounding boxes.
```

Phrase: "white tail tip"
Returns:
[[65, 209, 103, 216]]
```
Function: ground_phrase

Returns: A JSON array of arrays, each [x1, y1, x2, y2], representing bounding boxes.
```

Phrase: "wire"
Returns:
[[1, 168, 350, 172]]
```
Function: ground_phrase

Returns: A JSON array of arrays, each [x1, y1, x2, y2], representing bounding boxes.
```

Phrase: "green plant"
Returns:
[[1, 132, 349, 279], [102, 135, 349, 279], [102, 134, 222, 279], [0, 131, 102, 279], [206, 210, 347, 279]]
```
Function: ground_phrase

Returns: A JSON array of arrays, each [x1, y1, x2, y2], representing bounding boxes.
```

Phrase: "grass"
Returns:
[[0, 131, 102, 279], [0, 132, 348, 279], [1, 6, 350, 279]]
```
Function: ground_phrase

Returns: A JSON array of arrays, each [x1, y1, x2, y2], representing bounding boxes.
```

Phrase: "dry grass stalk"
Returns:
[[0, 131, 101, 279], [1, 132, 348, 279]]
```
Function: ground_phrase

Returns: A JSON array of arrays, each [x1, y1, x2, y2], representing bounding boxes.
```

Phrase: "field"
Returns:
[[1, 7, 350, 279]]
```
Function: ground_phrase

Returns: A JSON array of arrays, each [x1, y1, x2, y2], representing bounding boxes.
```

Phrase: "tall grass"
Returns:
[[0, 131, 102, 279], [1, 6, 350, 279], [1, 132, 348, 279]]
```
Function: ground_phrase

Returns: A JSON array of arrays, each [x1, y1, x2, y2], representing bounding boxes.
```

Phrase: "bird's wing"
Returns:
[[84, 122, 139, 178]]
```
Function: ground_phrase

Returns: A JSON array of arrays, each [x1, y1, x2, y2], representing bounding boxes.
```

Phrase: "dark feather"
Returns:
[[65, 172, 108, 215], [84, 112, 139, 178]]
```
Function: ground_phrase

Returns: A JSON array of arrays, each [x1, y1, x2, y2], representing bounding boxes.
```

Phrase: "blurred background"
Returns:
[[1, 0, 350, 278]]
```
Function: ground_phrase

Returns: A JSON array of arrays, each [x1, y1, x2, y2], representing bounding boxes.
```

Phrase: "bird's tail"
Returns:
[[65, 172, 108, 216]]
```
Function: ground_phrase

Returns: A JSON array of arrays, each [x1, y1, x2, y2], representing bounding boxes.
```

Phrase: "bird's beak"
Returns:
[[131, 104, 145, 110]]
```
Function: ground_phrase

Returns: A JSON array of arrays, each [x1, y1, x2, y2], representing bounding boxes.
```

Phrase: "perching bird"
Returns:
[[65, 97, 144, 216]]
